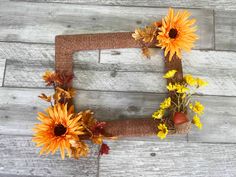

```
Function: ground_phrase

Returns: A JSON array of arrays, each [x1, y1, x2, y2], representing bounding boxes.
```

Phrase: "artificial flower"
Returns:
[[54, 87, 75, 103], [141, 46, 151, 58], [70, 140, 89, 159], [152, 21, 162, 28], [189, 101, 204, 115], [157, 8, 198, 61], [38, 93, 51, 102], [99, 143, 110, 155], [163, 70, 177, 78], [91, 122, 106, 136], [32, 103, 85, 159], [184, 74, 197, 86], [192, 114, 202, 129], [196, 78, 208, 87], [157, 123, 168, 139], [80, 110, 96, 130], [56, 72, 74, 86], [152, 109, 165, 119], [175, 83, 189, 93], [132, 26, 157, 43], [132, 28, 144, 41], [91, 134, 103, 145], [43, 71, 58, 86], [160, 97, 171, 109], [141, 26, 157, 43], [166, 82, 176, 91]]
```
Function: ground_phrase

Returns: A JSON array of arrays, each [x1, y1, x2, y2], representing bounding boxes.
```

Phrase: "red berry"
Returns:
[[173, 112, 188, 125]]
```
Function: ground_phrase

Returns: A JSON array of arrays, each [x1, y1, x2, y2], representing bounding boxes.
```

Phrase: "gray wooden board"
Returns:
[[0, 135, 99, 177], [0, 87, 236, 143], [215, 10, 236, 51], [99, 140, 236, 177], [3, 45, 236, 96], [22, 0, 236, 10], [0, 0, 213, 49], [0, 59, 6, 86]]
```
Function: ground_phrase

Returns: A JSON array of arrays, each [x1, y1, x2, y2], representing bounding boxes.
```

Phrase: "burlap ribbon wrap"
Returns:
[[55, 32, 190, 137]]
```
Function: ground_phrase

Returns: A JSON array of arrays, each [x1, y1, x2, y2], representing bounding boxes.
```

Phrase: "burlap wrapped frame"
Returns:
[[55, 32, 187, 137]]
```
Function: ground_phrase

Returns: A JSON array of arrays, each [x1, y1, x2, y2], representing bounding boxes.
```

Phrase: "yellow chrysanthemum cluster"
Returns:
[[152, 97, 171, 139], [189, 101, 204, 129], [153, 97, 171, 120], [184, 74, 208, 87], [167, 82, 189, 93], [153, 69, 208, 137]]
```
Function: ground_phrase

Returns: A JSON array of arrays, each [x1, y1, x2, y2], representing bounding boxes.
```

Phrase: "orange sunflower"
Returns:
[[157, 8, 198, 61], [32, 103, 85, 159]]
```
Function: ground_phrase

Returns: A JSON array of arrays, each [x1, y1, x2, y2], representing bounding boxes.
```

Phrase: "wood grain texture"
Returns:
[[0, 87, 164, 135], [4, 46, 236, 96], [0, 135, 99, 177], [0, 0, 213, 49], [99, 140, 236, 177], [0, 59, 6, 86], [215, 10, 236, 51], [0, 87, 236, 143], [22, 0, 236, 10]]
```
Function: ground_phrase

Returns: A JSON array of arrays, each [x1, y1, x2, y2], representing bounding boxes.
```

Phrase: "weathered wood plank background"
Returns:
[[0, 0, 236, 176]]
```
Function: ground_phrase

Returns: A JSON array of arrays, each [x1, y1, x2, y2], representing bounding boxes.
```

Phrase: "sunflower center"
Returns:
[[54, 124, 67, 136], [169, 28, 178, 38]]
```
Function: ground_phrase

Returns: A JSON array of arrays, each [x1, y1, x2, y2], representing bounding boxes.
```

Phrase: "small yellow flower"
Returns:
[[184, 74, 197, 86], [192, 115, 202, 129], [163, 70, 177, 79], [157, 123, 168, 139], [152, 109, 165, 119], [189, 101, 204, 115], [160, 97, 171, 109], [175, 83, 189, 93], [196, 78, 208, 87], [166, 82, 176, 91]]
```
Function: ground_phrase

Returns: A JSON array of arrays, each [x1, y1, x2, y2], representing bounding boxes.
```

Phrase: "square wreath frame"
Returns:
[[55, 32, 184, 137]]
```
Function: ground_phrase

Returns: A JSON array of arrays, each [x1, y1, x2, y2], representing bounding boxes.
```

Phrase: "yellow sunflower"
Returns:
[[157, 8, 198, 61], [32, 103, 85, 159]]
